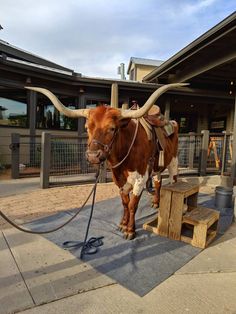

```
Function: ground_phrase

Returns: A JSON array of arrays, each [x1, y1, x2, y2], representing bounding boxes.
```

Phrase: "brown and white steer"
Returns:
[[26, 83, 187, 240]]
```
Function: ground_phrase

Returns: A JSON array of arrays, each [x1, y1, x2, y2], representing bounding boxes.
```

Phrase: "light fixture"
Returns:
[[79, 87, 85, 93]]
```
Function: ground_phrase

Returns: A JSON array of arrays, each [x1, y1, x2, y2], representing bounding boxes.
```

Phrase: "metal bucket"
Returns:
[[215, 186, 233, 209]]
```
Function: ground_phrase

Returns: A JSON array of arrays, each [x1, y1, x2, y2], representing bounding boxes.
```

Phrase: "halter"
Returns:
[[88, 128, 119, 154], [88, 120, 139, 169]]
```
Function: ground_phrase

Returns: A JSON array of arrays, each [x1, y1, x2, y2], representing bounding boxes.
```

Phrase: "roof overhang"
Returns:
[[143, 11, 236, 91]]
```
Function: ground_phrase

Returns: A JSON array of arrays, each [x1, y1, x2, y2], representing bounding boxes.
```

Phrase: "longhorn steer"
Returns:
[[26, 83, 187, 240]]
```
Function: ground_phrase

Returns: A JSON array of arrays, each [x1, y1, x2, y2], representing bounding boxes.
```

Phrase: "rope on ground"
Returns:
[[0, 165, 105, 257]]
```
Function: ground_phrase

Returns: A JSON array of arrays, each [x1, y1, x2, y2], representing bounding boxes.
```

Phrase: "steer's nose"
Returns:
[[86, 149, 106, 164], [96, 149, 106, 162]]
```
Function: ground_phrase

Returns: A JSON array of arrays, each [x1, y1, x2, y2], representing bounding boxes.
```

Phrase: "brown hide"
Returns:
[[86, 105, 178, 239]]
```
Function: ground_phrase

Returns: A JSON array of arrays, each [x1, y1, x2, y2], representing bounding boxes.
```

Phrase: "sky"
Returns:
[[0, 0, 235, 79]]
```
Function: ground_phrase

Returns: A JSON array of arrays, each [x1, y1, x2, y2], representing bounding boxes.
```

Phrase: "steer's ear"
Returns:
[[118, 118, 131, 128]]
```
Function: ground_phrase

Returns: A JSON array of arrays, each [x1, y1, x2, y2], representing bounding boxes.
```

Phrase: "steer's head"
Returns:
[[25, 83, 188, 165], [85, 106, 127, 164]]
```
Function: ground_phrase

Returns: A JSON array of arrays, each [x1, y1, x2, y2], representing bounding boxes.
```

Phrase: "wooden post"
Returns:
[[111, 83, 118, 108], [221, 131, 227, 176], [11, 133, 20, 179], [231, 96, 236, 219], [230, 95, 236, 187], [40, 132, 51, 189], [199, 130, 209, 176], [188, 132, 195, 169], [98, 161, 107, 183]]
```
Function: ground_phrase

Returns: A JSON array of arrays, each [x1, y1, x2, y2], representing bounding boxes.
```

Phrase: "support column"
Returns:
[[28, 90, 37, 137], [28, 90, 37, 166], [199, 130, 209, 176], [164, 97, 170, 120], [230, 95, 236, 187], [40, 132, 51, 189], [111, 83, 118, 108]]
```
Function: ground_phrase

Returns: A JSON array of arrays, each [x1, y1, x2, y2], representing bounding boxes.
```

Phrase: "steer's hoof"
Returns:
[[118, 224, 127, 233], [123, 232, 135, 240], [118, 224, 123, 232]]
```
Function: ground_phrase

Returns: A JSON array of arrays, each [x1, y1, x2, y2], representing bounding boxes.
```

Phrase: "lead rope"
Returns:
[[111, 119, 139, 169], [63, 166, 104, 258], [0, 166, 103, 258]]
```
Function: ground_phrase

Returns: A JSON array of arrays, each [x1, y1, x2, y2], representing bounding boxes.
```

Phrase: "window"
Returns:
[[171, 113, 197, 133], [36, 96, 77, 131], [209, 118, 226, 132], [0, 97, 27, 127]]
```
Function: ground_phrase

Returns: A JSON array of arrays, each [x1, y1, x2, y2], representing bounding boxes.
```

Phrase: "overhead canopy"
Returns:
[[143, 12, 236, 96]]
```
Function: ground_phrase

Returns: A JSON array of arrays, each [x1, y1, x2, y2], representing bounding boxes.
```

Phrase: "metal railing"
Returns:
[[9, 130, 233, 188], [10, 134, 41, 179], [50, 134, 97, 185]]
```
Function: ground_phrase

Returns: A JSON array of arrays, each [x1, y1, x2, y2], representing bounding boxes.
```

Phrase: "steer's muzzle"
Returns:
[[86, 149, 106, 164]]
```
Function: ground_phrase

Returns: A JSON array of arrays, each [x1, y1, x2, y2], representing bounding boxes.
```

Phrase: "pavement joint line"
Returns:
[[17, 282, 118, 312], [2, 230, 36, 306], [75, 282, 117, 295], [175, 270, 236, 275]]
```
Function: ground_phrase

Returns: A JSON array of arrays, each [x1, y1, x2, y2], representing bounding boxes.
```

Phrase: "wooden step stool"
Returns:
[[181, 207, 220, 249], [143, 181, 199, 240]]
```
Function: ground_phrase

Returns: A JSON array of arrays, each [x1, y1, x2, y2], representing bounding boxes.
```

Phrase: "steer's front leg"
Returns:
[[124, 194, 142, 240], [119, 191, 130, 232], [124, 169, 149, 240]]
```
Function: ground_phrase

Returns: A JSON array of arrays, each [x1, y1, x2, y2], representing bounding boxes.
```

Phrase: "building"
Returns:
[[0, 12, 236, 176], [127, 57, 163, 81], [143, 12, 236, 135]]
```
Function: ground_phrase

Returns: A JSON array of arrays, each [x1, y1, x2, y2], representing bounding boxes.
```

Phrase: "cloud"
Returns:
[[0, 0, 235, 78]]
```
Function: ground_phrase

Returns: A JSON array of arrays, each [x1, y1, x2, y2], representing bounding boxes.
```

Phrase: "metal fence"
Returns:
[[50, 135, 97, 185], [178, 133, 202, 174], [8, 130, 233, 187]]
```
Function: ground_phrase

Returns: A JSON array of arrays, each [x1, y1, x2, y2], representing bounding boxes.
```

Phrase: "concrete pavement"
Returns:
[[1, 223, 236, 314], [0, 176, 236, 314], [0, 177, 40, 197]]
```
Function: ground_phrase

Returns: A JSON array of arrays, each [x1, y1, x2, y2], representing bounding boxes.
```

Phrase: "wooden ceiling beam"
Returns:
[[170, 48, 236, 83]]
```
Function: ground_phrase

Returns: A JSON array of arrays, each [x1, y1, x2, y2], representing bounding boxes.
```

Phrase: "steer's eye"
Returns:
[[109, 127, 116, 132]]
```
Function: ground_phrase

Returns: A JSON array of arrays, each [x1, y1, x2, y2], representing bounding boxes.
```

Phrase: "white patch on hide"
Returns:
[[122, 169, 149, 196], [167, 156, 178, 184], [121, 182, 132, 195]]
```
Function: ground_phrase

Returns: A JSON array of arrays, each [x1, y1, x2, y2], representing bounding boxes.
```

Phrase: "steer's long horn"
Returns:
[[120, 83, 189, 119], [25, 87, 90, 118]]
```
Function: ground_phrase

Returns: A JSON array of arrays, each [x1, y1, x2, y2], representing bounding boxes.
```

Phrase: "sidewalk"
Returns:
[[1, 223, 236, 314], [0, 177, 236, 314], [0, 177, 40, 197]]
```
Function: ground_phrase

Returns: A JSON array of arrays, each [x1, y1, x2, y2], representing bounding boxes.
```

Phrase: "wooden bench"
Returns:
[[181, 207, 219, 249]]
